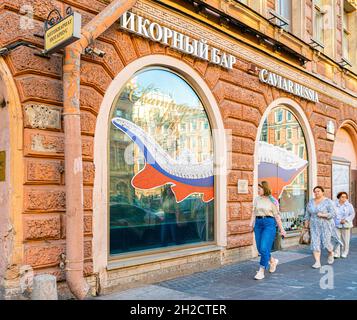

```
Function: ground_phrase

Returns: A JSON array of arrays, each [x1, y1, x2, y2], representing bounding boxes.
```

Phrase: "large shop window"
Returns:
[[259, 107, 309, 232], [109, 68, 214, 255]]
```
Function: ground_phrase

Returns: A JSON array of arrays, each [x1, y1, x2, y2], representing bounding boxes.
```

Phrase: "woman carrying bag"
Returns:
[[251, 181, 286, 280], [334, 191, 355, 258], [304, 186, 342, 268]]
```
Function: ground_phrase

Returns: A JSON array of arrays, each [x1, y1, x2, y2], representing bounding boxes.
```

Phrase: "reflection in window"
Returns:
[[275, 109, 283, 123], [109, 68, 214, 255], [259, 107, 309, 232], [275, 130, 281, 141]]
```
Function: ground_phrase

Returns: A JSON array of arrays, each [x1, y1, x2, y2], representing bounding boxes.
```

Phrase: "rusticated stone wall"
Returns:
[[0, 0, 356, 292]]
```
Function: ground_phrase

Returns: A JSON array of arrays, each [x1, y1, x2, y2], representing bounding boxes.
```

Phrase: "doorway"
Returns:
[[332, 126, 357, 227]]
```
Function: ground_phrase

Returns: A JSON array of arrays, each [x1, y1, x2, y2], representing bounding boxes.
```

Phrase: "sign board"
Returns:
[[119, 11, 237, 70], [259, 69, 319, 103], [237, 179, 249, 194], [0, 151, 5, 181], [44, 12, 81, 54]]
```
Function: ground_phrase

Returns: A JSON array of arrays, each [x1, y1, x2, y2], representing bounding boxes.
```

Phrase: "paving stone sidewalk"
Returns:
[[96, 235, 357, 300]]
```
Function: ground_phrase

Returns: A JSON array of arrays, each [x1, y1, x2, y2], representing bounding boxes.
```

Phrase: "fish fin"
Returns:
[[171, 185, 214, 203], [131, 164, 170, 189], [202, 189, 214, 202], [170, 185, 193, 203]]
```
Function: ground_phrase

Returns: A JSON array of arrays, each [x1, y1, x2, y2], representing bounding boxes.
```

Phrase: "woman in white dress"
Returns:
[[304, 186, 342, 268]]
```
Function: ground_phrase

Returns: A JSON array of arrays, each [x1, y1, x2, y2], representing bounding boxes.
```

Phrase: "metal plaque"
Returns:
[[237, 179, 248, 194], [44, 12, 81, 54]]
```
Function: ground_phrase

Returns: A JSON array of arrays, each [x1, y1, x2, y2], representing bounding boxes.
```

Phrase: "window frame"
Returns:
[[313, 0, 327, 48], [342, 6, 351, 60], [276, 0, 292, 31], [259, 105, 310, 233], [275, 109, 283, 123], [108, 66, 216, 258]]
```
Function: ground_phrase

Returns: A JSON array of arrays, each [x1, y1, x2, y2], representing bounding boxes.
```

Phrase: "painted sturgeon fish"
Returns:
[[112, 118, 308, 203], [258, 141, 308, 199], [112, 117, 214, 203]]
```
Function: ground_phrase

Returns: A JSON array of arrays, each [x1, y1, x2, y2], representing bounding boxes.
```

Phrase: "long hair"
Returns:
[[259, 181, 272, 196]]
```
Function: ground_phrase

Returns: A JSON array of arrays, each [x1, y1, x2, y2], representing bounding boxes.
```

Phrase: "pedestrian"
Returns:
[[160, 185, 180, 246], [304, 186, 343, 268], [252, 181, 286, 280], [334, 191, 355, 259]]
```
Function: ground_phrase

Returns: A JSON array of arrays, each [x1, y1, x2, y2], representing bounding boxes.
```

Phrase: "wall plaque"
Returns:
[[237, 179, 248, 194], [0, 151, 5, 181]]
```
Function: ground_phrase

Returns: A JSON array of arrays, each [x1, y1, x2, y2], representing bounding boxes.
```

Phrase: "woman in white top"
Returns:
[[334, 191, 355, 258], [251, 181, 286, 280]]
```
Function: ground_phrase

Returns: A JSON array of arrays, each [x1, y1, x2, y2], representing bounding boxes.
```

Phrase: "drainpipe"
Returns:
[[63, 0, 137, 300]]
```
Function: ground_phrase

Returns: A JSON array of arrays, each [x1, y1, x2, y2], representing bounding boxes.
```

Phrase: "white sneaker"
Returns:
[[254, 269, 265, 280], [334, 253, 340, 258], [312, 262, 321, 269], [327, 255, 334, 265], [269, 258, 279, 273], [341, 254, 347, 259]]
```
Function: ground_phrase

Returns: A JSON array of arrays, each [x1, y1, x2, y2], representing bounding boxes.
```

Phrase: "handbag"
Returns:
[[299, 227, 311, 245]]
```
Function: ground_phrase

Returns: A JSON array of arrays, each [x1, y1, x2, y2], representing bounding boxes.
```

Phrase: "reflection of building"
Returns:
[[131, 89, 213, 163], [109, 70, 215, 211], [260, 107, 308, 232], [262, 108, 308, 190], [109, 90, 135, 204]]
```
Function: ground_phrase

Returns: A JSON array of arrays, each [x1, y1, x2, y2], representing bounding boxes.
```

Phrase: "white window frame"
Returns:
[[276, 0, 292, 31], [275, 130, 281, 141], [275, 109, 283, 123], [342, 6, 350, 60], [313, 0, 327, 48]]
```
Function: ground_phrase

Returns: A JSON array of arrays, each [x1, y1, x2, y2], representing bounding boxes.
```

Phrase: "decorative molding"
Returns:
[[24, 104, 61, 130]]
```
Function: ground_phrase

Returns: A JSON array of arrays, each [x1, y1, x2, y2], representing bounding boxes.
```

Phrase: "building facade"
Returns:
[[0, 0, 356, 299]]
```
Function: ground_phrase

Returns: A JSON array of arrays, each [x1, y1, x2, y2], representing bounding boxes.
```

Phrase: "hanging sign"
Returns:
[[259, 69, 319, 103], [119, 11, 237, 70], [44, 8, 81, 54]]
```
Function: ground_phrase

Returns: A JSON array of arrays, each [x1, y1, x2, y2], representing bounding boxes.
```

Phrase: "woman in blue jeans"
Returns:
[[251, 181, 286, 280]]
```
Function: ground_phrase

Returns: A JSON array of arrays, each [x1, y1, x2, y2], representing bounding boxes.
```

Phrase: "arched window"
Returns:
[[259, 107, 309, 232], [109, 68, 214, 255]]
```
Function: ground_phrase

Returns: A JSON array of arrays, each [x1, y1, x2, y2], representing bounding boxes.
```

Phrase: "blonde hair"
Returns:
[[258, 181, 272, 196]]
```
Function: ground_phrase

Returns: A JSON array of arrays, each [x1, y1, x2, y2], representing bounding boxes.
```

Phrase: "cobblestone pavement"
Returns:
[[96, 235, 357, 300]]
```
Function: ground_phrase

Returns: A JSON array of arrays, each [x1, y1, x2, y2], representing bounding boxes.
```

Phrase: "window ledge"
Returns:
[[107, 245, 224, 270]]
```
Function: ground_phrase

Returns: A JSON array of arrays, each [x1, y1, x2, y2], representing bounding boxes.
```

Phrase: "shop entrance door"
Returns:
[[332, 157, 351, 201]]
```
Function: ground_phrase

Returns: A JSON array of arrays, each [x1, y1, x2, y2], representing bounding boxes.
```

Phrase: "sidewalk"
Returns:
[[95, 235, 357, 300]]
